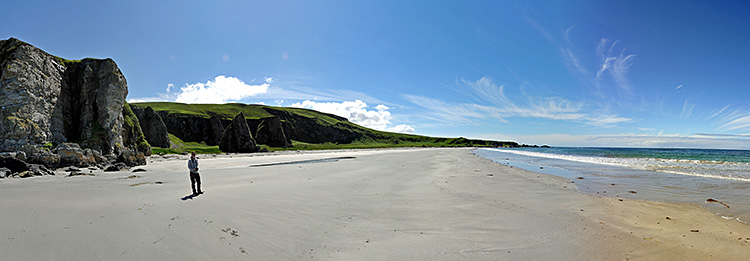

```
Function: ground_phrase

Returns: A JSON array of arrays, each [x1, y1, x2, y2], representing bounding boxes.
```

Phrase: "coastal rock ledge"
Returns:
[[0, 37, 149, 175]]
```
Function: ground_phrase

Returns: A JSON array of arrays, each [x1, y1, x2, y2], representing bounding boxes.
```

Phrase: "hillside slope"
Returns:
[[130, 102, 518, 151]]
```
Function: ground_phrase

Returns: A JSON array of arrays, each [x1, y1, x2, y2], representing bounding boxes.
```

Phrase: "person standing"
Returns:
[[188, 151, 202, 196]]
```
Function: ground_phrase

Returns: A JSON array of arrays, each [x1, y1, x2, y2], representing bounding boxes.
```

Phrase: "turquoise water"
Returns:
[[475, 147, 750, 223]]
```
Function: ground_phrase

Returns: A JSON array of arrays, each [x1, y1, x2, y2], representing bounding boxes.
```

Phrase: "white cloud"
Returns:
[[386, 124, 415, 133], [675, 84, 684, 90], [291, 100, 415, 133], [172, 75, 269, 104]]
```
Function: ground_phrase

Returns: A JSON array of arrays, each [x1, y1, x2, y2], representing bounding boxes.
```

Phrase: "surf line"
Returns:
[[249, 156, 357, 167]]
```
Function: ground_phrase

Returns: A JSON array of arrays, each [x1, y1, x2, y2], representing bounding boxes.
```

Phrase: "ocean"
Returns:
[[475, 147, 750, 223]]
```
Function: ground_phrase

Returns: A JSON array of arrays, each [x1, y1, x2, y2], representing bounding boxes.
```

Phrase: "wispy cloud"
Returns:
[[675, 84, 684, 90], [680, 99, 695, 118], [709, 105, 750, 132], [405, 77, 631, 127], [595, 38, 635, 97], [523, 16, 637, 102]]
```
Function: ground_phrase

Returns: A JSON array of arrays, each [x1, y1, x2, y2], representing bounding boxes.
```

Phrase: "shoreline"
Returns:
[[1, 148, 748, 259]]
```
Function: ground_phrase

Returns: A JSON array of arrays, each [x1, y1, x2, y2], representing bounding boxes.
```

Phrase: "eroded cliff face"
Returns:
[[0, 38, 132, 155]]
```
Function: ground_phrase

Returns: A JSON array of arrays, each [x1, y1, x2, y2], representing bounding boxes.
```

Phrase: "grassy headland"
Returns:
[[131, 102, 520, 154]]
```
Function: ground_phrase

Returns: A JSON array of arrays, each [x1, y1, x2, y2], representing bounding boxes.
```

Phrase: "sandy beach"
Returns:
[[1, 148, 749, 260]]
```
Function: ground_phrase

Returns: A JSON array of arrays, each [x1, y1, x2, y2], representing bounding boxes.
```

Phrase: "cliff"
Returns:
[[129, 102, 518, 149], [0, 37, 149, 156]]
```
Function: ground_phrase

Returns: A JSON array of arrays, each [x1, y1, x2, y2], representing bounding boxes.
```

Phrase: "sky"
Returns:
[[2, 0, 750, 149]]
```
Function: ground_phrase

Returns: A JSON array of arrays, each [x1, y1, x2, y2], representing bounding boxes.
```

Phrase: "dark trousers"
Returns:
[[190, 172, 201, 193]]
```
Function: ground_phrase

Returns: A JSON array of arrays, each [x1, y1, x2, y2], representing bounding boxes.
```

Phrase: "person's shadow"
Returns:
[[181, 193, 199, 200]]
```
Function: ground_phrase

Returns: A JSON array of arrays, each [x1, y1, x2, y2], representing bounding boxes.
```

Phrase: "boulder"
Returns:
[[55, 143, 96, 167], [116, 149, 146, 167], [219, 112, 259, 153], [28, 164, 54, 176], [0, 167, 11, 178], [104, 162, 129, 172], [0, 155, 29, 173], [15, 151, 26, 161], [27, 152, 60, 169]]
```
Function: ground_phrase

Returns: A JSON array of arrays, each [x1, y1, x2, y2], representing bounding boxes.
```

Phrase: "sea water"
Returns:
[[475, 147, 750, 223]]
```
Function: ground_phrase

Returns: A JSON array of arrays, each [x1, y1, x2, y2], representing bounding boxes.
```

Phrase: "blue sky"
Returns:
[[3, 0, 750, 149]]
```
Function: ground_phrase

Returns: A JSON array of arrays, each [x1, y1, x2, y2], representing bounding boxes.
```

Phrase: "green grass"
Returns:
[[151, 133, 221, 154], [131, 102, 519, 154], [122, 101, 151, 153], [130, 102, 275, 119]]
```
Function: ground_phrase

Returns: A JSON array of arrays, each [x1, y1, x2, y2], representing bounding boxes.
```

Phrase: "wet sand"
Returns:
[[0, 148, 748, 260]]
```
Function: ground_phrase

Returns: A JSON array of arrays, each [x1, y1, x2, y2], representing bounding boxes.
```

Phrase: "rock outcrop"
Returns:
[[0, 38, 143, 155], [131, 106, 170, 148], [219, 113, 259, 153], [155, 111, 225, 146], [248, 117, 292, 147]]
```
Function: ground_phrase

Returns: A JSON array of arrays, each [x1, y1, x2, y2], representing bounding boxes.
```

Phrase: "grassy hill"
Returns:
[[130, 102, 518, 153]]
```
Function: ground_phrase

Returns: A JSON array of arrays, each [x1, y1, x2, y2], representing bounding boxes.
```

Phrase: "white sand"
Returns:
[[1, 148, 749, 260]]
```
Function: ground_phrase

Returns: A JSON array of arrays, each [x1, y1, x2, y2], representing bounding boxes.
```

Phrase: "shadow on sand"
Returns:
[[181, 193, 202, 201]]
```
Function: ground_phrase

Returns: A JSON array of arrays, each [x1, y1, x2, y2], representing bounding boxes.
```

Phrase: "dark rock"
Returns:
[[91, 149, 108, 165], [104, 162, 129, 172], [116, 149, 146, 167], [131, 106, 170, 148], [0, 156, 28, 174], [15, 151, 26, 161], [132, 168, 147, 173], [219, 113, 259, 153], [153, 109, 224, 146], [249, 117, 292, 147], [27, 164, 54, 176], [26, 152, 60, 169]]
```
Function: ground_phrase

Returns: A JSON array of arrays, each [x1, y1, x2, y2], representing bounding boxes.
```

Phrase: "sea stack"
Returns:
[[219, 112, 259, 153]]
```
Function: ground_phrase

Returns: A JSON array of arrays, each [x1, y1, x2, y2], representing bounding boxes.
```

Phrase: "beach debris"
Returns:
[[122, 175, 140, 179], [611, 183, 616, 186], [618, 198, 624, 202], [539, 166, 543, 169], [577, 176, 584, 179], [155, 181, 163, 184], [666, 217, 672, 220], [486, 174, 493, 177], [690, 229, 700, 233], [706, 198, 730, 208], [628, 190, 637, 194], [222, 228, 240, 237]]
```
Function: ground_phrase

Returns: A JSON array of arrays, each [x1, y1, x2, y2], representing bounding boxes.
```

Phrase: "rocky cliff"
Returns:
[[0, 38, 148, 156]]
